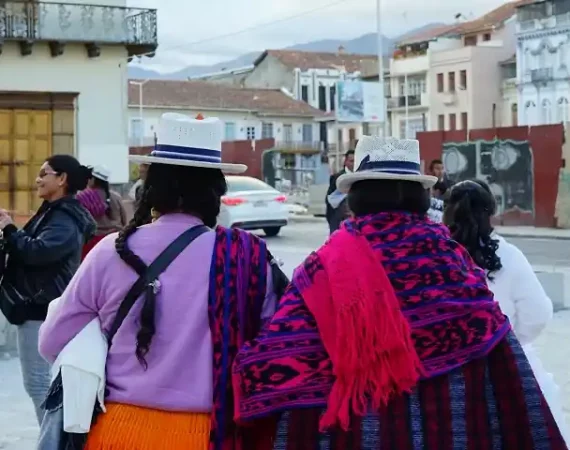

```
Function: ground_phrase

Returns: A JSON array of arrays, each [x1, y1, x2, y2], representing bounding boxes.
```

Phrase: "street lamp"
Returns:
[[129, 79, 150, 147]]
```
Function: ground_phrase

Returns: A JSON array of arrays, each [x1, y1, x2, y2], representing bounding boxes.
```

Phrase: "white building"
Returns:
[[516, 0, 570, 125], [128, 79, 327, 148], [0, 0, 156, 215], [243, 49, 378, 153], [383, 25, 456, 139]]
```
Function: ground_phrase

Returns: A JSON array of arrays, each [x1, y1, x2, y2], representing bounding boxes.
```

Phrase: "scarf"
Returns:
[[233, 212, 510, 430], [76, 188, 107, 219], [299, 229, 422, 430]]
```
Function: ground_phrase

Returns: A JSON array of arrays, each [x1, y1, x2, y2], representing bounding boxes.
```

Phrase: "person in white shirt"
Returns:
[[443, 179, 569, 444]]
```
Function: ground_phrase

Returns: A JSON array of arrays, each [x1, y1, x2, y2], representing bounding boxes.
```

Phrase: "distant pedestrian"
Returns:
[[77, 165, 128, 260], [429, 158, 452, 196], [325, 149, 354, 234], [128, 163, 149, 206]]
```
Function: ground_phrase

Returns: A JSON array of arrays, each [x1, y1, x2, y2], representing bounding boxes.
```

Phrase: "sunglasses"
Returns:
[[38, 169, 59, 178]]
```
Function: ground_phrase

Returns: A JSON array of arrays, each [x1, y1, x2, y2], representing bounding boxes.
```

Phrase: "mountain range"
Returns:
[[128, 22, 445, 80]]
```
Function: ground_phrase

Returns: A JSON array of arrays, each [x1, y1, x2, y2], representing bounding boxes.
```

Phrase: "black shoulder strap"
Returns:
[[106, 224, 209, 345]]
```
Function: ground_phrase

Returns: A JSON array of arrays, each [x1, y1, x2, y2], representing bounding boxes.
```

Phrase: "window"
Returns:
[[461, 112, 468, 129], [525, 100, 537, 125], [437, 73, 444, 92], [226, 176, 275, 193], [399, 118, 424, 139], [464, 35, 477, 46], [483, 33, 491, 41], [261, 122, 274, 139], [438, 114, 445, 130], [460, 70, 467, 90], [330, 85, 336, 111], [449, 113, 457, 130], [224, 122, 236, 140], [511, 103, 518, 126], [301, 85, 309, 103], [130, 118, 144, 141], [246, 126, 256, 140], [448, 72, 456, 92], [542, 99, 552, 124], [318, 85, 327, 111], [302, 124, 313, 142], [557, 97, 569, 123], [283, 124, 293, 142]]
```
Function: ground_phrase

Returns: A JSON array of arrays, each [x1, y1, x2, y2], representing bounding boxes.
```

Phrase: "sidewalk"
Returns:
[[288, 214, 570, 240]]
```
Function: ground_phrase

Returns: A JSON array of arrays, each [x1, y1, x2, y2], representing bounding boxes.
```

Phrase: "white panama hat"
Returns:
[[336, 135, 437, 193], [129, 113, 247, 174], [90, 165, 111, 182]]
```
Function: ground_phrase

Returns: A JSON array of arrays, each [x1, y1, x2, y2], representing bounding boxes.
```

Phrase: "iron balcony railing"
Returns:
[[273, 141, 324, 152], [0, 1, 157, 45]]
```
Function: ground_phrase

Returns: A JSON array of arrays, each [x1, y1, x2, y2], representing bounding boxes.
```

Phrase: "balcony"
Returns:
[[531, 68, 554, 84], [273, 141, 324, 154], [388, 93, 427, 110], [0, 1, 158, 58]]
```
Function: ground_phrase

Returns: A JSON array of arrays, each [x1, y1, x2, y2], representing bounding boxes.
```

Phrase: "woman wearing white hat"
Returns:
[[76, 166, 128, 259], [232, 136, 568, 449], [38, 113, 285, 449]]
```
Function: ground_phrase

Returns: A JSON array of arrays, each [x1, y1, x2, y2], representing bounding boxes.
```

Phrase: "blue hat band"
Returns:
[[151, 144, 221, 163], [357, 159, 421, 175]]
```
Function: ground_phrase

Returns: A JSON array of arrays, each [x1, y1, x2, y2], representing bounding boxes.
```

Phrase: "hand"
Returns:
[[0, 209, 13, 230]]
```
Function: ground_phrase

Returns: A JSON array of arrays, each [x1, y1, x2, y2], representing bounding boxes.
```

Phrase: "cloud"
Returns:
[[130, 0, 510, 72]]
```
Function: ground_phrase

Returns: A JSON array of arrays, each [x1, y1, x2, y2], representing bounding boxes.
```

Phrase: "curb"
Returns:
[[288, 216, 570, 240], [498, 232, 570, 241], [289, 215, 326, 223]]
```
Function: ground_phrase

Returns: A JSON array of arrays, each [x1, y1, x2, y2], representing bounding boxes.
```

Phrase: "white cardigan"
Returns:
[[487, 235, 553, 344], [487, 235, 568, 444]]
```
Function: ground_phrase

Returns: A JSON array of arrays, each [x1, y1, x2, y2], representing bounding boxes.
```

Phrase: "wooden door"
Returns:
[[0, 109, 52, 216]]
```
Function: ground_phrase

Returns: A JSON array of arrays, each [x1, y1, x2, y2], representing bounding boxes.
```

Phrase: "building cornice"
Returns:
[[517, 26, 570, 41]]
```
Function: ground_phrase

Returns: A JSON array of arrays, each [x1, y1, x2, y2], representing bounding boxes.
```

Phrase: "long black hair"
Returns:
[[115, 163, 227, 368], [443, 179, 503, 279], [348, 179, 431, 217], [46, 155, 91, 195]]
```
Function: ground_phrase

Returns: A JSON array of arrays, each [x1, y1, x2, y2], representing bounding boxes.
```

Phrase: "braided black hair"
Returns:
[[443, 179, 503, 280], [115, 163, 227, 368]]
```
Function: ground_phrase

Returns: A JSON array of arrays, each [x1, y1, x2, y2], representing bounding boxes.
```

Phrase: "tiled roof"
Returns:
[[127, 80, 327, 118], [443, 0, 532, 35], [254, 49, 377, 72], [397, 24, 459, 46]]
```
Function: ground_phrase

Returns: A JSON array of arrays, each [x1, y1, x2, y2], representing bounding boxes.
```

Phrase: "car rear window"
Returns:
[[227, 177, 274, 192]]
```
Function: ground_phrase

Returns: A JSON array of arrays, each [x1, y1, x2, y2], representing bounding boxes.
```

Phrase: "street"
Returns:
[[1, 219, 569, 449]]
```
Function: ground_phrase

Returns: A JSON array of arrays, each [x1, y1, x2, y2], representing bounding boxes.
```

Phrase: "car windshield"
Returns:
[[226, 177, 275, 192]]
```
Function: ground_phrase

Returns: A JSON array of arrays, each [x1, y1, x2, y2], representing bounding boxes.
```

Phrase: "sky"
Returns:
[[129, 0, 513, 73]]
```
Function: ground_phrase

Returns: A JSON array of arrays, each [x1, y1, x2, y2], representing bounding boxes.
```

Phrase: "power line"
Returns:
[[133, 0, 354, 60]]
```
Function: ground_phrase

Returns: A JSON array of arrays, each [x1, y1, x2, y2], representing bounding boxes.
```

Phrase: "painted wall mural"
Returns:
[[442, 139, 534, 221]]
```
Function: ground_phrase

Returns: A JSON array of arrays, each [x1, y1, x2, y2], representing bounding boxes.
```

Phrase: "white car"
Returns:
[[218, 176, 289, 236]]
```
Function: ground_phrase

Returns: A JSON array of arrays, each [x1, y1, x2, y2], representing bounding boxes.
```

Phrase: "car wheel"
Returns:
[[263, 227, 281, 237]]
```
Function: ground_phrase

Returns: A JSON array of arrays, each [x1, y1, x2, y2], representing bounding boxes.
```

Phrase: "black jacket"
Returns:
[[2, 196, 96, 322], [325, 170, 350, 233]]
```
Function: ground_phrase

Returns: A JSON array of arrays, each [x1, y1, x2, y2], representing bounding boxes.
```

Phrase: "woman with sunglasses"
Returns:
[[0, 155, 96, 424]]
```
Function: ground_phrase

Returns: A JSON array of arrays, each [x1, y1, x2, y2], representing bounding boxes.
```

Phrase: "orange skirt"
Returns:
[[85, 403, 210, 450]]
